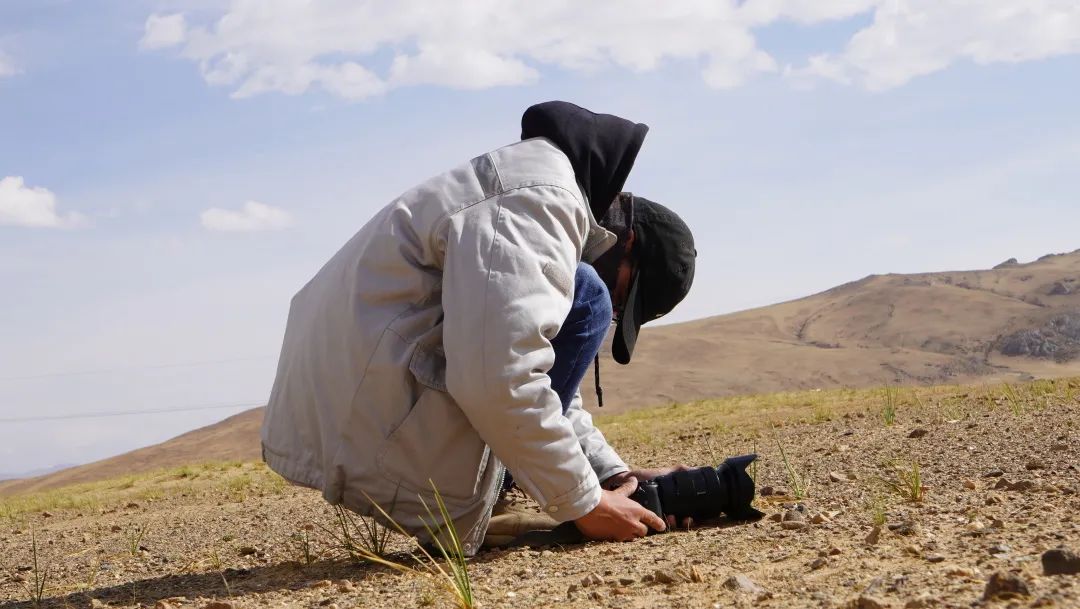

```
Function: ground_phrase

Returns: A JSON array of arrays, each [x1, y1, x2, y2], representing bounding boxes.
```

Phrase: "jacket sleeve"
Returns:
[[441, 184, 601, 522], [565, 391, 629, 483]]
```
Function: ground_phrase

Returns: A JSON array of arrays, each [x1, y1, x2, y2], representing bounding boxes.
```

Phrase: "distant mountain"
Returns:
[[0, 463, 79, 482], [6, 250, 1080, 497]]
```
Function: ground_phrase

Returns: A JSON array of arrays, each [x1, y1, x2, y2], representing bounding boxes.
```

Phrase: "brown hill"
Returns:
[[6, 250, 1080, 497], [0, 408, 263, 498]]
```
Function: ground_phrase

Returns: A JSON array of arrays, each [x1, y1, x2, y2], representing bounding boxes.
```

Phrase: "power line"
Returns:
[[0, 400, 265, 423], [0, 356, 275, 382]]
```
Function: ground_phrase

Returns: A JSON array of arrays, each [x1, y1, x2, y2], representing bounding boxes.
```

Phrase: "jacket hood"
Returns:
[[521, 101, 648, 220]]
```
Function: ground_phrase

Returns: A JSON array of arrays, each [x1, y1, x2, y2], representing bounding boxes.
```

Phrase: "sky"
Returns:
[[2, 0, 1079, 476]]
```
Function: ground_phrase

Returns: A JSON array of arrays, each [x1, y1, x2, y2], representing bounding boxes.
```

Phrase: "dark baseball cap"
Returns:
[[613, 197, 696, 365]]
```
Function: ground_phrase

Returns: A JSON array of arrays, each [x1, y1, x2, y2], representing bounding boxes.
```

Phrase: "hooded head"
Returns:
[[521, 101, 649, 220]]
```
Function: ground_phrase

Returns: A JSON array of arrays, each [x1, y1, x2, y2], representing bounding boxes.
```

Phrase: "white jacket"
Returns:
[[261, 137, 628, 554]]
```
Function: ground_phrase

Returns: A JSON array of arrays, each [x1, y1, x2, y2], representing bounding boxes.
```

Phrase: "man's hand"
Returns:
[[602, 465, 695, 530], [575, 481, 666, 542]]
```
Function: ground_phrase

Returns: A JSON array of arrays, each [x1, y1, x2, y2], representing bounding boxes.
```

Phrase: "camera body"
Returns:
[[629, 454, 763, 523]]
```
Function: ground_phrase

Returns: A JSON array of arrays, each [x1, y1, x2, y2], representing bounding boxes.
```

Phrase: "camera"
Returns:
[[630, 454, 764, 523]]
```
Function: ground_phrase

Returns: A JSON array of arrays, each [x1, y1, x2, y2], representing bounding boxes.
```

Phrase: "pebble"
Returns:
[[781, 520, 810, 531], [982, 571, 1030, 600], [965, 520, 986, 533], [1025, 459, 1044, 470], [907, 428, 929, 438], [984, 469, 1004, 478], [782, 509, 806, 522], [810, 557, 827, 570], [336, 579, 355, 593], [90, 600, 107, 609], [618, 576, 635, 585], [829, 471, 854, 483], [154, 602, 173, 609], [962, 480, 977, 490], [723, 574, 764, 594], [925, 554, 946, 563], [237, 546, 258, 556], [828, 546, 843, 556], [888, 521, 919, 536], [811, 513, 830, 525], [308, 580, 332, 589], [202, 603, 234, 609], [580, 572, 604, 587], [1042, 547, 1080, 575], [865, 525, 882, 545]]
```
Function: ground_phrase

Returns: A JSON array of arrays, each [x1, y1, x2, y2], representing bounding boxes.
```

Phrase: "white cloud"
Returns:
[[200, 201, 293, 232], [0, 50, 18, 78], [793, 1, 1080, 90], [140, 13, 188, 50], [143, 0, 789, 99], [143, 1, 1080, 98], [0, 177, 85, 228]]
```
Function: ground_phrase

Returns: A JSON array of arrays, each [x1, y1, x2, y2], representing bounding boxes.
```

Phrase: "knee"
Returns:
[[574, 263, 613, 330]]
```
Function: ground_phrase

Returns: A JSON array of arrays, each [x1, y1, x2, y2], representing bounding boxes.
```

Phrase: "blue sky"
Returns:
[[2, 1, 1079, 476]]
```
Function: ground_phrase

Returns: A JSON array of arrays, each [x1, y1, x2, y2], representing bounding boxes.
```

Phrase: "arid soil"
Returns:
[[2, 380, 1078, 609]]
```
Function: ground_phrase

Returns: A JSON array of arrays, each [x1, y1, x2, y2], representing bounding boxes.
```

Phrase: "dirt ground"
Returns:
[[2, 380, 1078, 609]]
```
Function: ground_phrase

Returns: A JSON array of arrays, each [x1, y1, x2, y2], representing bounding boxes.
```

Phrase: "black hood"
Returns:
[[521, 101, 648, 220]]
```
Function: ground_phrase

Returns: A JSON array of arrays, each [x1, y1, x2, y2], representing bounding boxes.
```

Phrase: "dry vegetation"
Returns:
[[2, 378, 1078, 609]]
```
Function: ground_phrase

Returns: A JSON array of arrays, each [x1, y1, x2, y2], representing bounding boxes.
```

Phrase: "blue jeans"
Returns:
[[549, 263, 612, 413]]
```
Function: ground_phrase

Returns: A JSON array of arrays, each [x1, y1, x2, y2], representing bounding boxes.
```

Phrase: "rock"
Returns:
[[724, 574, 764, 594], [124, 502, 139, 509], [1010, 479, 1039, 492], [907, 428, 929, 438], [828, 546, 843, 556], [810, 557, 827, 570], [588, 590, 603, 601], [759, 486, 776, 496], [618, 576, 635, 586], [782, 509, 806, 522], [925, 554, 945, 563], [653, 569, 680, 585], [1049, 281, 1072, 296], [1026, 459, 1044, 470], [237, 546, 258, 556], [336, 579, 355, 593], [865, 526, 882, 545], [202, 603, 234, 609], [580, 572, 604, 586], [982, 571, 1030, 600], [962, 480, 977, 490], [988, 543, 1011, 556], [769, 512, 783, 522], [888, 520, 919, 536], [985, 495, 1003, 505], [965, 520, 986, 533], [110, 525, 122, 532], [1051, 442, 1069, 451], [781, 520, 809, 531], [855, 594, 890, 609], [984, 469, 1004, 478], [993, 478, 1012, 490], [154, 601, 173, 609], [830, 471, 854, 483], [904, 594, 935, 608], [42, 511, 53, 518], [1042, 548, 1080, 575], [811, 513, 830, 525], [566, 583, 579, 595], [90, 600, 108, 609], [308, 580, 332, 589]]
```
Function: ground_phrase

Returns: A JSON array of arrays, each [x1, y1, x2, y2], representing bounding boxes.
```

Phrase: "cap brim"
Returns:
[[612, 271, 644, 365]]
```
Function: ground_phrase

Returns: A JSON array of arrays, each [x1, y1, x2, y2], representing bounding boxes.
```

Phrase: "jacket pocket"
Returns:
[[376, 386, 490, 503], [408, 343, 447, 393]]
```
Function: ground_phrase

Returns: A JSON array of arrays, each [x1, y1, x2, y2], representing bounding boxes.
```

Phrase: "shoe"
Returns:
[[482, 491, 560, 548]]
